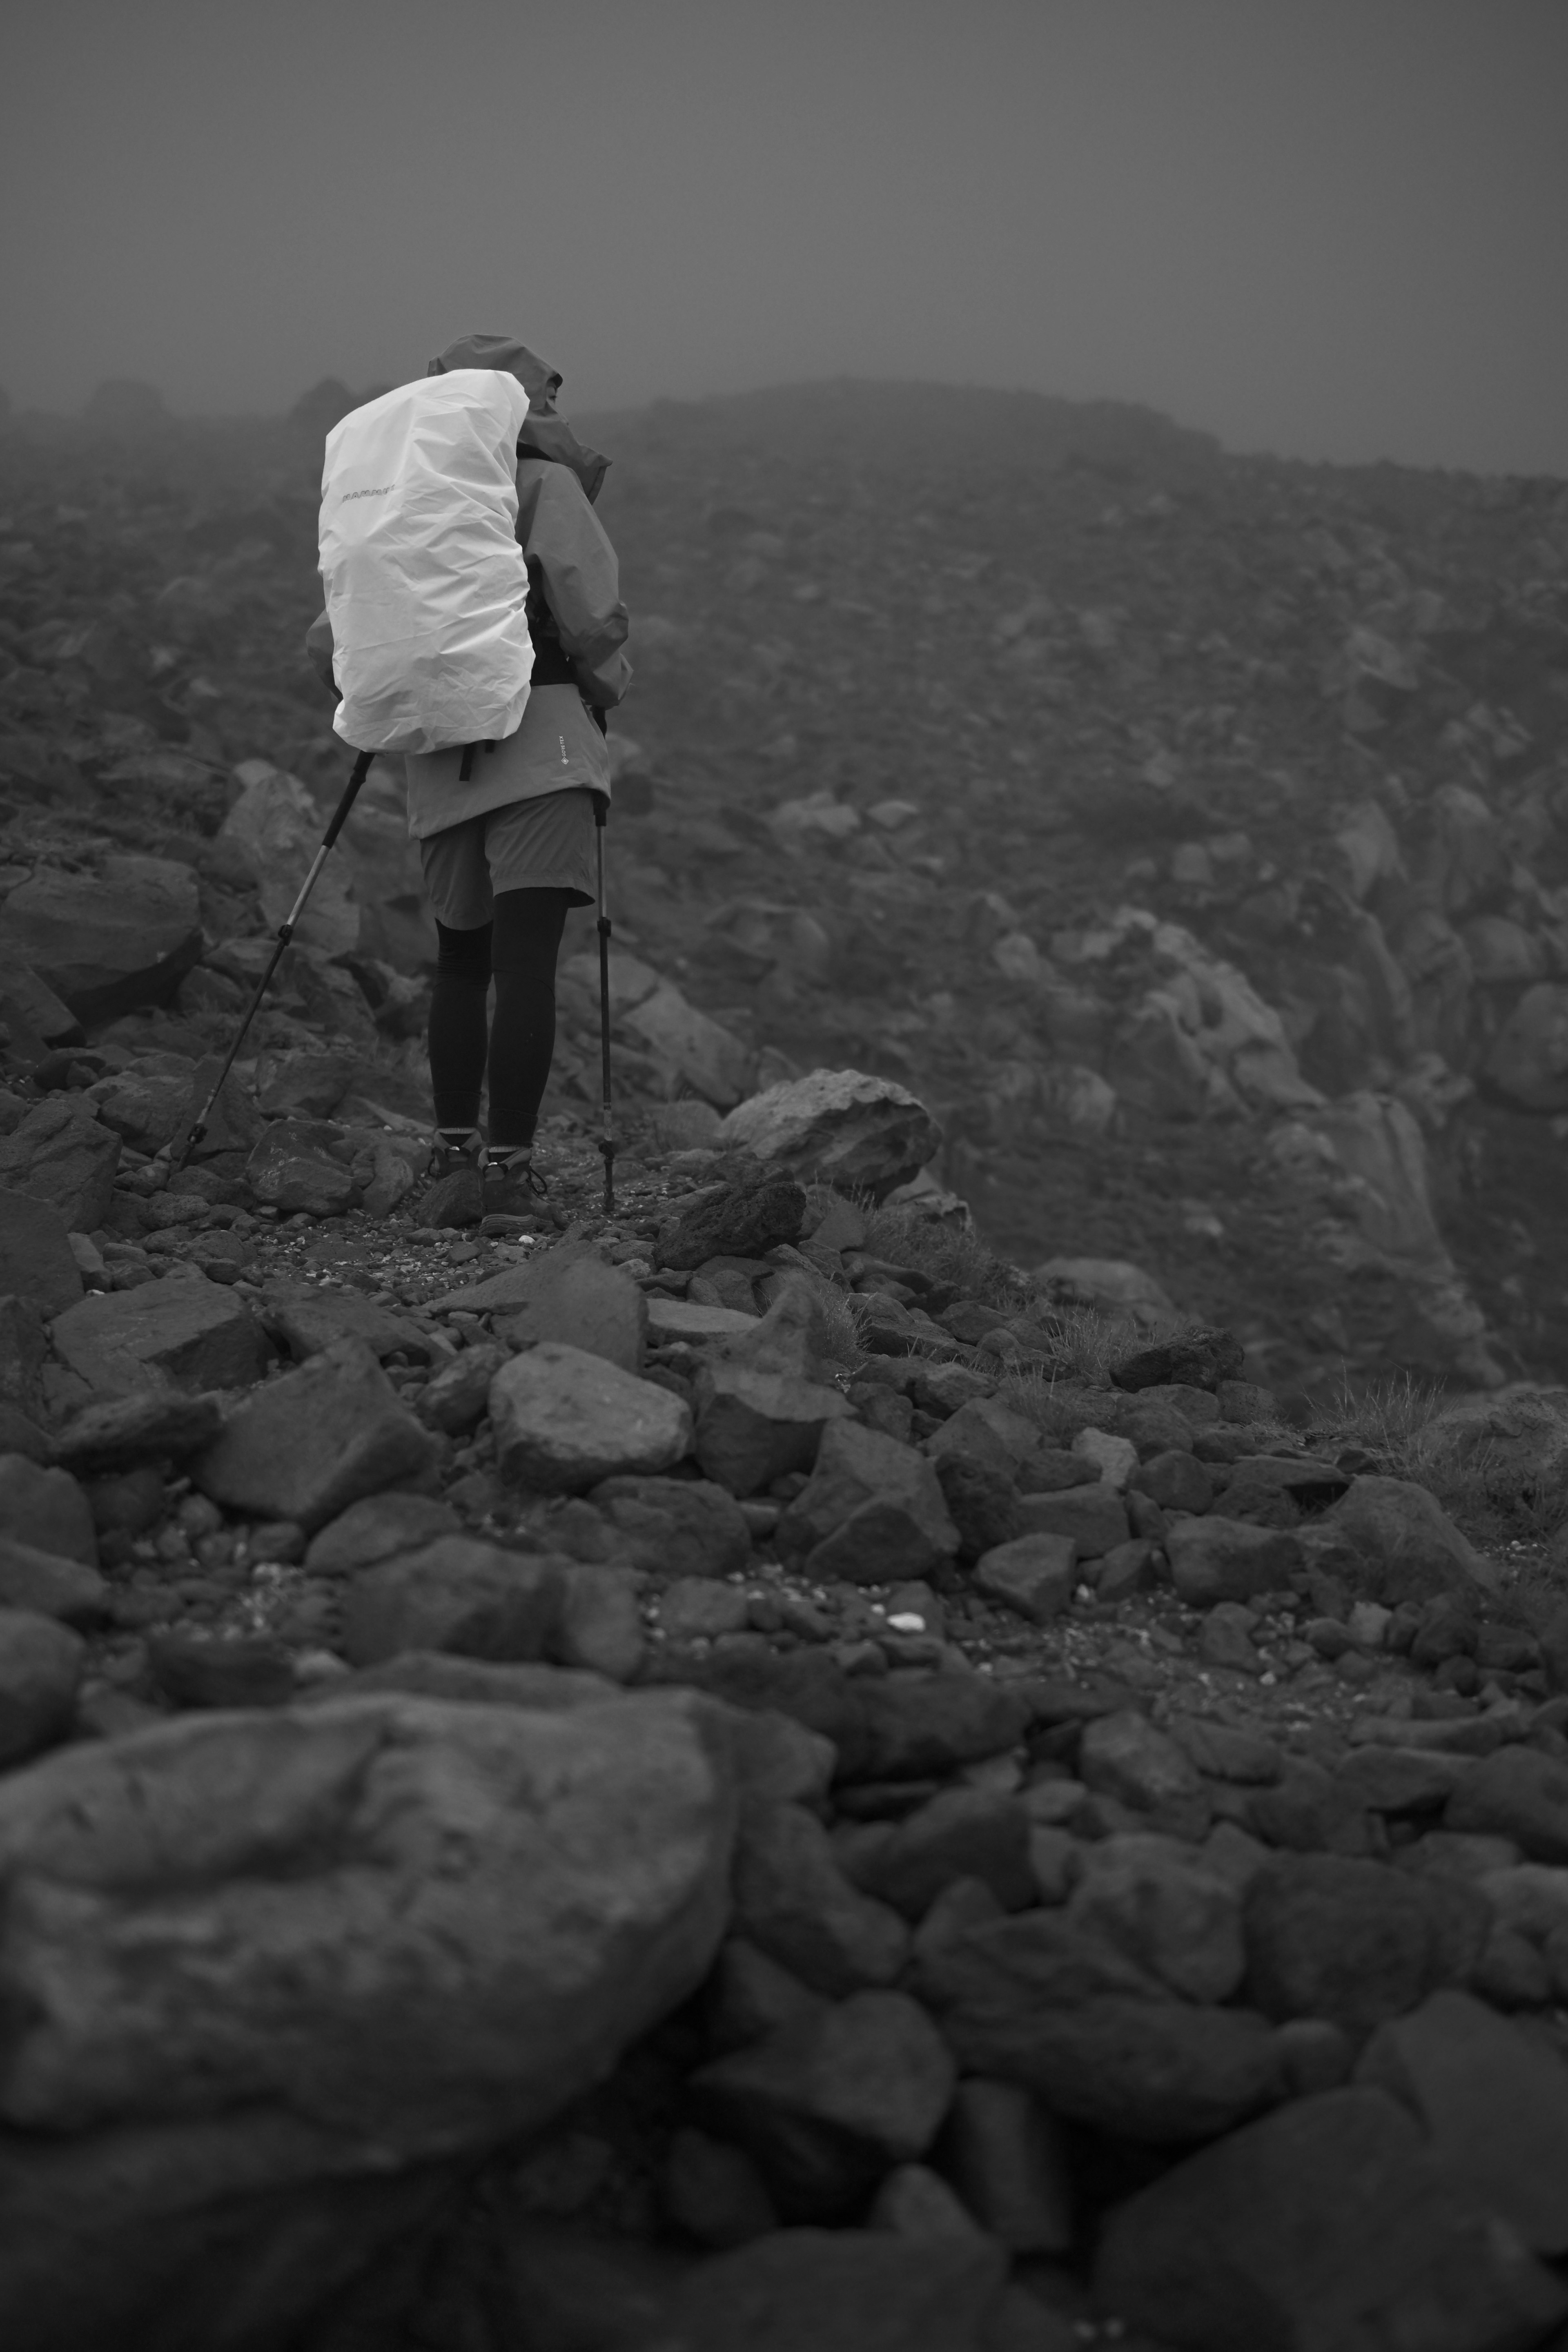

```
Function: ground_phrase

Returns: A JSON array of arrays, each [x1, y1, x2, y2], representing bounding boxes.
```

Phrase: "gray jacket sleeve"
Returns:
[[514, 458, 633, 710], [305, 606, 336, 696]]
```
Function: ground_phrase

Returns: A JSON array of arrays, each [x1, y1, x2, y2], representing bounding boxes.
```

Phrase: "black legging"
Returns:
[[428, 888, 571, 1147]]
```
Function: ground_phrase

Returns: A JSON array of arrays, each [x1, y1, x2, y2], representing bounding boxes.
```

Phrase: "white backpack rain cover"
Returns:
[[319, 369, 534, 755]]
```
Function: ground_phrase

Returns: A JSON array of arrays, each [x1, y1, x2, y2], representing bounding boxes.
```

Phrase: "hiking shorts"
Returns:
[[418, 787, 598, 929]]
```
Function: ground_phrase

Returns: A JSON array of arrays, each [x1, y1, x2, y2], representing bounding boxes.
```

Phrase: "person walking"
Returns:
[[306, 332, 630, 1224]]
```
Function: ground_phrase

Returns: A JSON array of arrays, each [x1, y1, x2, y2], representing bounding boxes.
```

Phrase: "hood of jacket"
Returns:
[[427, 333, 610, 504]]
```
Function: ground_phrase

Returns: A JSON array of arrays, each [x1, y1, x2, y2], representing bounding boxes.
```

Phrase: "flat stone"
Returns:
[[693, 1362, 853, 1497], [659, 1577, 753, 1642], [51, 1274, 267, 1401], [1164, 1515, 1303, 1606], [1080, 1709, 1209, 1829], [851, 1673, 1032, 1784], [690, 1991, 956, 2217], [1097, 2088, 1568, 2348], [0, 1195, 82, 1318], [0, 1688, 736, 2351], [1012, 1483, 1129, 1558], [0, 853, 201, 1022], [257, 1281, 436, 1366], [51, 1390, 225, 1473], [192, 1336, 439, 1530], [732, 1802, 909, 1995], [1243, 1853, 1490, 2034], [489, 1343, 691, 1494], [0, 1098, 120, 1233], [648, 1295, 760, 1344], [1129, 1448, 1214, 1514], [1358, 1988, 1568, 2255], [1167, 1714, 1281, 1785], [304, 1492, 462, 1576], [591, 1474, 751, 1579], [1446, 1744, 1568, 1861], [488, 1248, 648, 1372], [779, 1422, 959, 1585], [255, 1048, 359, 1120], [341, 1537, 566, 1667], [0, 1457, 96, 1565], [973, 1532, 1077, 1624], [656, 1177, 807, 1272], [0, 1535, 107, 1623], [944, 2078, 1072, 2255], [717, 1069, 942, 1200], [87, 1066, 196, 1157], [303, 1653, 617, 1713], [0, 1607, 84, 1766]]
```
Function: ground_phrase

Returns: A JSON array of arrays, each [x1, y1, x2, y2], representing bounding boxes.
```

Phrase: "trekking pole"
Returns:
[[593, 792, 616, 1216], [171, 749, 375, 1171]]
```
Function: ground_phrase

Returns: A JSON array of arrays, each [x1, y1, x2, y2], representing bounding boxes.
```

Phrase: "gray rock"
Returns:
[[853, 1673, 1032, 1783], [1129, 1448, 1213, 1515], [868, 2161, 991, 2246], [733, 1802, 910, 1995], [718, 1069, 943, 1200], [1167, 1714, 1281, 1785], [1080, 1710, 1210, 1832], [489, 1342, 691, 1493], [1095, 2088, 1567, 2351], [1221, 1453, 1353, 1525], [0, 1607, 84, 1766], [624, 979, 756, 1107], [1243, 1853, 1490, 2034], [691, 1991, 957, 2217], [1446, 1744, 1568, 1861], [0, 1195, 82, 1319], [659, 1576, 753, 1642], [51, 1390, 225, 1473], [973, 1532, 1077, 1624], [1012, 1484, 1129, 1558], [87, 1066, 196, 1157], [245, 1121, 360, 1218], [147, 1629, 294, 1709], [486, 1247, 649, 1372], [659, 2227, 1005, 2352], [192, 1336, 439, 1530], [664, 2127, 778, 2250], [555, 1562, 645, 1682], [656, 1177, 808, 1272], [304, 1492, 462, 1575], [0, 1535, 108, 1623], [257, 1281, 436, 1366], [0, 953, 81, 1051], [779, 1422, 959, 1585], [1164, 1515, 1303, 1606], [0, 1457, 95, 1565], [1484, 981, 1568, 1111], [1066, 1835, 1245, 2002], [341, 1536, 566, 1667], [415, 1343, 506, 1436], [693, 1363, 853, 1497], [0, 1687, 735, 2352], [1110, 1326, 1245, 1394], [0, 1301, 49, 1424], [0, 1098, 120, 1233], [51, 1274, 267, 1401], [849, 1787, 1035, 1920], [0, 853, 201, 1022], [592, 1473, 751, 1579], [255, 1049, 359, 1120], [1327, 1474, 1499, 1605], [1357, 1988, 1568, 2255], [944, 2078, 1073, 2254], [1197, 1600, 1265, 1674]]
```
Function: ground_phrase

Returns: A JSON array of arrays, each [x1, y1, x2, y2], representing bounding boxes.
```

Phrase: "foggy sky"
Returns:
[[4, 0, 1566, 476]]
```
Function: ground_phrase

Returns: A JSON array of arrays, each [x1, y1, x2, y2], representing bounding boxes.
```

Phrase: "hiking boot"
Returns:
[[483, 1147, 550, 1218], [421, 1129, 485, 1228]]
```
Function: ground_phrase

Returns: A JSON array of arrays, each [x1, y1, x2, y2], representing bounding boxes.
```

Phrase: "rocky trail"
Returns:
[[2, 380, 1568, 2347]]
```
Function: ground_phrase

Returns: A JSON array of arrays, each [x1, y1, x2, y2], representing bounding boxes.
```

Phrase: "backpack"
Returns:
[[318, 370, 534, 757]]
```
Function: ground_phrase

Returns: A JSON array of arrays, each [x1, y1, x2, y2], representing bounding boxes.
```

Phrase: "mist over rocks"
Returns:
[[2, 380, 1568, 2341]]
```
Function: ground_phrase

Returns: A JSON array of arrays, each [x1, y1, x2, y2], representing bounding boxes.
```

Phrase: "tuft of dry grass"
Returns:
[[1307, 1372, 1568, 1557], [860, 1200, 1026, 1311]]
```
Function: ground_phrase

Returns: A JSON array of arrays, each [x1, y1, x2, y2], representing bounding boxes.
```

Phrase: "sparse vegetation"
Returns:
[[860, 1199, 1026, 1311]]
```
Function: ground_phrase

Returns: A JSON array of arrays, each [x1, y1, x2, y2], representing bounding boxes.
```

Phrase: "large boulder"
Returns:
[[218, 762, 360, 959], [0, 1099, 120, 1233], [0, 1197, 82, 1319], [50, 1274, 267, 1402], [624, 982, 756, 1109], [0, 1687, 736, 2352], [1095, 2088, 1567, 2350], [778, 1421, 960, 1584], [0, 855, 201, 1023], [1327, 1474, 1498, 1605], [718, 1069, 942, 1200]]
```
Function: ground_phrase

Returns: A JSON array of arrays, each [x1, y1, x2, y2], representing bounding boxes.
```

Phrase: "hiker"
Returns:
[[305, 332, 630, 1224]]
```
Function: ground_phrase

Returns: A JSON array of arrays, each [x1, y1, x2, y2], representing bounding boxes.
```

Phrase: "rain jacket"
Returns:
[[305, 334, 630, 840]]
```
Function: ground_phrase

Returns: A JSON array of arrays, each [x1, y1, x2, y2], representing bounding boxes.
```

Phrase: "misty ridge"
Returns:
[[4, 360, 1567, 1403]]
